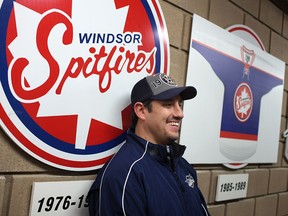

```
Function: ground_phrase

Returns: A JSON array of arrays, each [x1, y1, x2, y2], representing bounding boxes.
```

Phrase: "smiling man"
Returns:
[[88, 73, 210, 216]]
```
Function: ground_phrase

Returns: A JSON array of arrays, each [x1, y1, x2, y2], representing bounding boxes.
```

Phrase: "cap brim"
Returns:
[[150, 86, 197, 101]]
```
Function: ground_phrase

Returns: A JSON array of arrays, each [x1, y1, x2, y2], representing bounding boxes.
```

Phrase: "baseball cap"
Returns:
[[131, 73, 197, 105]]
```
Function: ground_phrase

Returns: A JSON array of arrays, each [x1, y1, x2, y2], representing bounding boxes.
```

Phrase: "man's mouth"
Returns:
[[168, 121, 180, 127]]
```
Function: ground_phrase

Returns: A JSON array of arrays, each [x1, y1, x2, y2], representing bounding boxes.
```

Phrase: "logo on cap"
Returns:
[[159, 74, 177, 86], [151, 74, 176, 89]]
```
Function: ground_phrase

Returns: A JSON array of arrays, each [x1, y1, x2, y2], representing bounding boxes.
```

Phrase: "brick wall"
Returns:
[[1, 0, 288, 215]]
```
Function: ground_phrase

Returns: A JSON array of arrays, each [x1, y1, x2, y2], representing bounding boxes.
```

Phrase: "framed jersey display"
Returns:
[[180, 15, 285, 164]]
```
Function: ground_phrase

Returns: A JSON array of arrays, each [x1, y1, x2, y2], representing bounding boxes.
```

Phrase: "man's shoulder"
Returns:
[[103, 141, 148, 173]]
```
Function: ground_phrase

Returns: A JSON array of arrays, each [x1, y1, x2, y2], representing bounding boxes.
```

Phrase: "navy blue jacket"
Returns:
[[88, 129, 210, 216]]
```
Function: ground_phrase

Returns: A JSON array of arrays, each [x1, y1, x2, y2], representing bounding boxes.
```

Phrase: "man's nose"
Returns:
[[174, 103, 184, 119]]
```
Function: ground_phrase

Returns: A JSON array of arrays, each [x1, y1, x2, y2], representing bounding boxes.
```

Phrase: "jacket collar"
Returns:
[[127, 129, 186, 168]]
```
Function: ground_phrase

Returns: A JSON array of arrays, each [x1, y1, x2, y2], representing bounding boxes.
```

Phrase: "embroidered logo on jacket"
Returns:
[[185, 174, 195, 188]]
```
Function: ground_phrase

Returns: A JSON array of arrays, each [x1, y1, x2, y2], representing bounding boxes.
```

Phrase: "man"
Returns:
[[88, 73, 210, 216]]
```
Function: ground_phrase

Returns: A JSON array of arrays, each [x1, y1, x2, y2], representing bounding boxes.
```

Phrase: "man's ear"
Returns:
[[133, 102, 146, 120]]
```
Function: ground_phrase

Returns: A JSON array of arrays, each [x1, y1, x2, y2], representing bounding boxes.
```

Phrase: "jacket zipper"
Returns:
[[166, 145, 186, 193], [167, 145, 209, 216]]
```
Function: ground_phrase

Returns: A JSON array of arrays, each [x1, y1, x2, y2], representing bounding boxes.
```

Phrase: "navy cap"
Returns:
[[131, 73, 197, 105]]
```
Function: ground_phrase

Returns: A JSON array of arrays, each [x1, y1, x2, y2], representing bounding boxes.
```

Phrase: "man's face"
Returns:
[[143, 95, 184, 145]]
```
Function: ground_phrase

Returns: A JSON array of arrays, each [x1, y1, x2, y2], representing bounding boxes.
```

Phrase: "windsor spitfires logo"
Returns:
[[0, 0, 169, 171], [234, 83, 253, 122], [185, 174, 195, 188]]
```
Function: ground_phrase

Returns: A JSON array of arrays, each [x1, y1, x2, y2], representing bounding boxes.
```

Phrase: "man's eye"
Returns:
[[163, 102, 172, 107]]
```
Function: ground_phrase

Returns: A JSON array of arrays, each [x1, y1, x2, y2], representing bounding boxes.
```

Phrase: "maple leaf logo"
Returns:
[[7, 1, 149, 150], [234, 83, 253, 122]]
